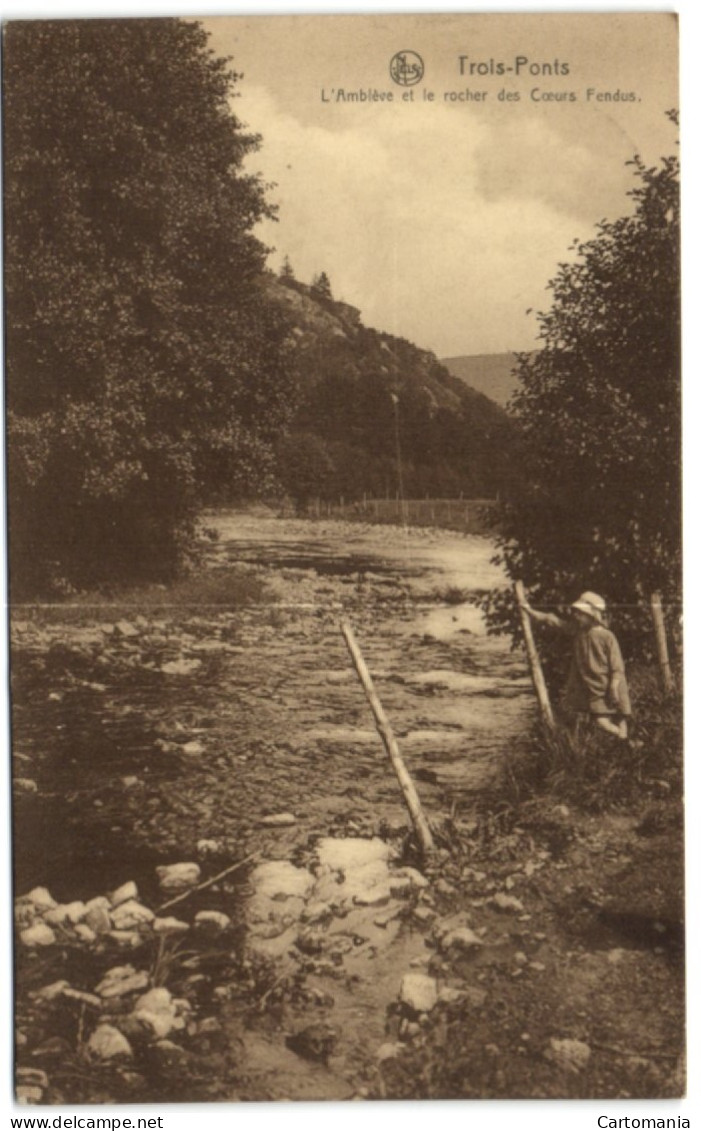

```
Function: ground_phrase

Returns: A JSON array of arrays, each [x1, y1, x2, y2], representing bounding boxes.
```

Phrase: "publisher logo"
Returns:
[[389, 50, 424, 86]]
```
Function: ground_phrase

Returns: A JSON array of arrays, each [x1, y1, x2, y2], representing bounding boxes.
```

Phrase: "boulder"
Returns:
[[111, 900, 155, 930], [156, 862, 201, 893], [44, 901, 87, 927], [23, 887, 57, 912], [316, 837, 391, 872], [109, 882, 139, 908], [20, 923, 56, 948], [86, 1024, 133, 1061], [250, 860, 314, 901], [85, 907, 112, 935], [399, 973, 438, 1013]]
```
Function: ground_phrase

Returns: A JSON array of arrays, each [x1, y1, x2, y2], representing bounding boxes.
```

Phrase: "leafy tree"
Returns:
[[280, 256, 296, 282], [486, 121, 680, 658], [4, 18, 294, 593], [311, 271, 333, 301], [276, 431, 335, 512]]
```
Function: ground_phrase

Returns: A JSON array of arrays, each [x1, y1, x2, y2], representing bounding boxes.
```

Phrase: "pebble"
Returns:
[[488, 893, 525, 914], [15, 778, 38, 793], [437, 987, 466, 1005], [152, 916, 190, 935], [547, 1038, 592, 1073], [16, 1085, 44, 1104], [95, 966, 149, 999], [441, 927, 484, 953], [376, 1042, 404, 1062], [194, 910, 231, 932], [260, 812, 298, 827], [412, 906, 437, 925]]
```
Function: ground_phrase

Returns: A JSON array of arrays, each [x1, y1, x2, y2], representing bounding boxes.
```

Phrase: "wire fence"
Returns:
[[297, 496, 499, 534]]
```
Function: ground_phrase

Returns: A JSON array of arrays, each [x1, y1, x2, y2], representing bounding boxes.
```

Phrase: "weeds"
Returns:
[[495, 664, 682, 813]]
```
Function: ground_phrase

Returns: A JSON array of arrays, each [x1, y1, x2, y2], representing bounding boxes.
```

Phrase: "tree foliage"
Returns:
[[487, 122, 680, 657], [4, 18, 295, 593]]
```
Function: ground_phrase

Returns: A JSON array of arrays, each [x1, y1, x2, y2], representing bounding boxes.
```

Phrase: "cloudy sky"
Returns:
[[202, 12, 678, 357]]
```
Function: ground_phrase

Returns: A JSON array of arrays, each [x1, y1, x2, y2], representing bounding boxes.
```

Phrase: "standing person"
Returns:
[[520, 590, 632, 739]]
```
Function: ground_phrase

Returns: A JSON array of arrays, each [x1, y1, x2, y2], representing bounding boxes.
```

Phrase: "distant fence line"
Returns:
[[295, 496, 500, 533]]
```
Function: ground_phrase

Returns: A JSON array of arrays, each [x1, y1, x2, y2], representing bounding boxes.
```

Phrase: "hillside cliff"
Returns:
[[264, 274, 518, 506]]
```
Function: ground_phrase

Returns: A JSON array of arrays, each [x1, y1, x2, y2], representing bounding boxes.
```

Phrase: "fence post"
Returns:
[[514, 581, 556, 731], [650, 592, 675, 694]]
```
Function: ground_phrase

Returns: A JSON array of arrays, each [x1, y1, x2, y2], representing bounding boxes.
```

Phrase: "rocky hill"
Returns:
[[264, 274, 518, 507]]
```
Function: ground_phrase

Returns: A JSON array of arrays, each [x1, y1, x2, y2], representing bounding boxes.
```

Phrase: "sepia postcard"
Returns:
[[3, 10, 684, 1117]]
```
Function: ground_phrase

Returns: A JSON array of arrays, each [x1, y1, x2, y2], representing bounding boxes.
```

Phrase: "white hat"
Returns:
[[571, 591, 606, 624]]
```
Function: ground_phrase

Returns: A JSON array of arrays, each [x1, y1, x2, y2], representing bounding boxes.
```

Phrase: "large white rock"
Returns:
[[399, 974, 438, 1013], [23, 887, 57, 912], [86, 1024, 133, 1061], [109, 882, 139, 908], [316, 837, 391, 872], [156, 862, 201, 893], [132, 988, 184, 1040], [249, 860, 314, 901], [111, 900, 155, 930], [20, 923, 56, 948], [44, 901, 87, 927]]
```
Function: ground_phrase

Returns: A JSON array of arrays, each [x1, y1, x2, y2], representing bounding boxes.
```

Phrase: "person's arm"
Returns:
[[520, 601, 567, 630]]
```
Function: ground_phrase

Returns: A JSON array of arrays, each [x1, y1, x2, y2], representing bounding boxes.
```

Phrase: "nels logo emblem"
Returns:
[[389, 50, 424, 87]]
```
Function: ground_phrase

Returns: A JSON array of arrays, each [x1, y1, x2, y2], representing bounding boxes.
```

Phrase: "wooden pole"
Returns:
[[340, 621, 435, 855], [514, 581, 556, 731], [651, 592, 675, 694]]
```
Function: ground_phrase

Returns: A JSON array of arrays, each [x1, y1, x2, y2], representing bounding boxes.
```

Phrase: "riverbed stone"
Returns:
[[156, 862, 201, 893], [95, 966, 149, 999], [152, 916, 190, 935], [546, 1038, 592, 1073], [260, 812, 298, 827], [86, 1024, 133, 1061], [44, 901, 87, 927], [23, 887, 57, 912], [111, 900, 155, 930], [488, 892, 525, 914], [109, 882, 139, 907], [399, 973, 438, 1013], [20, 923, 56, 948], [250, 860, 314, 901], [439, 926, 484, 954], [194, 910, 231, 932], [85, 906, 112, 934]]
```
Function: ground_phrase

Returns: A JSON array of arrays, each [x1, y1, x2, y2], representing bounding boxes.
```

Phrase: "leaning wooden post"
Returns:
[[340, 621, 435, 855], [514, 580, 556, 731], [651, 591, 675, 694]]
